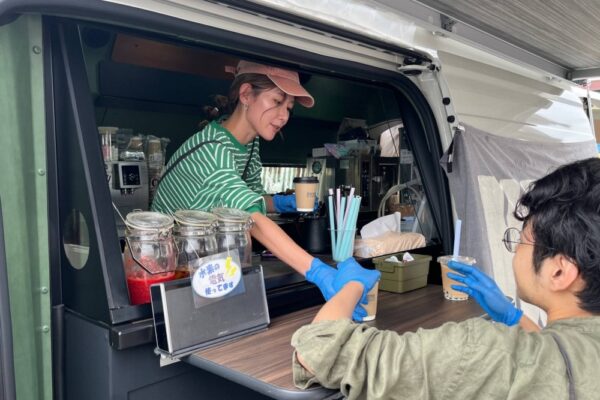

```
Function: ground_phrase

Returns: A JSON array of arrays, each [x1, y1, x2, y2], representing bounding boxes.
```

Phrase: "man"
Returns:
[[291, 157, 600, 399]]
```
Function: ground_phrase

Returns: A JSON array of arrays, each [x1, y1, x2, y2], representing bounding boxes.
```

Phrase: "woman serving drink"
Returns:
[[152, 60, 370, 320]]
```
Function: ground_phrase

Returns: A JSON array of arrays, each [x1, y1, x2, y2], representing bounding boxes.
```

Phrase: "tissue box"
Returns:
[[373, 253, 431, 293]]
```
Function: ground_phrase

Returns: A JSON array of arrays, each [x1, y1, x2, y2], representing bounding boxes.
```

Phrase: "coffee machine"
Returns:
[[336, 153, 378, 211], [306, 155, 334, 204], [308, 143, 400, 213], [105, 160, 149, 237]]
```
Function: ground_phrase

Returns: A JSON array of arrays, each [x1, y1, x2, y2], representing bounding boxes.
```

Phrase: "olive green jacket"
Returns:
[[292, 317, 600, 399]]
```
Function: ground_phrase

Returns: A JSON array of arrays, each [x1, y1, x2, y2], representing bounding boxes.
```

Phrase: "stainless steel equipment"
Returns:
[[306, 157, 334, 203], [105, 160, 149, 237], [308, 152, 397, 212]]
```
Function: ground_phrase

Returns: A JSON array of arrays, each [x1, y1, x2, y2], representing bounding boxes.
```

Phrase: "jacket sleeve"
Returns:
[[291, 319, 474, 400]]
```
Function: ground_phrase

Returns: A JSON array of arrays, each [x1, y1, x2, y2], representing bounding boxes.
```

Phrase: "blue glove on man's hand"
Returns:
[[272, 194, 297, 213], [333, 257, 381, 322], [306, 258, 337, 301], [447, 260, 523, 326]]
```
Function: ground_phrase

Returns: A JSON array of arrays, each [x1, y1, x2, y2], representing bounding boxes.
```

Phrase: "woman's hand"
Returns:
[[305, 259, 337, 300], [271, 194, 318, 213], [272, 194, 297, 213]]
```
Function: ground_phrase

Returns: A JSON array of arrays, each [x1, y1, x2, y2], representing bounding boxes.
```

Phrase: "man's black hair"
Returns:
[[514, 157, 600, 313]]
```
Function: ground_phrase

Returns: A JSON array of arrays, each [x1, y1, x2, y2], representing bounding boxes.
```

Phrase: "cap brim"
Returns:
[[267, 74, 315, 108]]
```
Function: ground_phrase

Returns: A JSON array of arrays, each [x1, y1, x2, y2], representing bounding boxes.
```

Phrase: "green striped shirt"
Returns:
[[151, 121, 266, 214]]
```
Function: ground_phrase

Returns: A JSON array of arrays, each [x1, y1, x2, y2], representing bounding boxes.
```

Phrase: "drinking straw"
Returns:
[[335, 195, 348, 259], [452, 219, 462, 260], [327, 195, 336, 259], [340, 197, 347, 229], [336, 188, 341, 224], [344, 196, 362, 257], [342, 187, 355, 228], [337, 196, 361, 260]]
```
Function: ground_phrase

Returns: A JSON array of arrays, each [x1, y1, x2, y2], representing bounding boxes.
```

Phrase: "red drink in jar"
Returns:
[[126, 273, 175, 305], [124, 254, 176, 305]]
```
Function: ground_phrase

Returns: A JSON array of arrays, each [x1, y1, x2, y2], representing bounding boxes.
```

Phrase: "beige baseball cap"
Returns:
[[226, 60, 315, 108]]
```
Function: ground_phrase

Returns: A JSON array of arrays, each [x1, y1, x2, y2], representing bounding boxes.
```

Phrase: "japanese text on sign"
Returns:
[[192, 256, 241, 298]]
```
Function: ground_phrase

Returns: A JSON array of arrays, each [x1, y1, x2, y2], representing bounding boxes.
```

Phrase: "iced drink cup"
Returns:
[[293, 176, 319, 212], [438, 255, 476, 301], [361, 282, 379, 321]]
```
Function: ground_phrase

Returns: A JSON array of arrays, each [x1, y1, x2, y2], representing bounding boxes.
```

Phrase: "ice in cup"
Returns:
[[438, 255, 476, 301], [293, 176, 319, 212], [361, 282, 379, 321]]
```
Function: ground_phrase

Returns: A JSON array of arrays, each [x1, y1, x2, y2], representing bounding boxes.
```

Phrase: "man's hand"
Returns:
[[447, 260, 523, 326], [306, 258, 368, 320], [333, 257, 380, 321]]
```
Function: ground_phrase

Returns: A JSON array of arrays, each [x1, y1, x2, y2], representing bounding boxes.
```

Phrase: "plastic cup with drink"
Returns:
[[438, 255, 476, 301], [439, 219, 475, 301], [361, 281, 379, 321]]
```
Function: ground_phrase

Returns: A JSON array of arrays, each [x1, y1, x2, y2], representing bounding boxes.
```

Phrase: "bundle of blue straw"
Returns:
[[328, 187, 362, 261]]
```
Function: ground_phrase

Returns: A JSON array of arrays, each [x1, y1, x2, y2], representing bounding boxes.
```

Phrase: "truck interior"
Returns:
[[52, 14, 453, 318], [43, 12, 453, 399]]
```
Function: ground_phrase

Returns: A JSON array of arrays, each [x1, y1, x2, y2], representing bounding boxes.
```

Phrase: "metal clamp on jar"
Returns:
[[212, 207, 254, 268], [172, 210, 219, 279], [123, 211, 177, 305]]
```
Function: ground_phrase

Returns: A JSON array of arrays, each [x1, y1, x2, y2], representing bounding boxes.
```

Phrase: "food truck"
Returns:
[[0, 0, 596, 399]]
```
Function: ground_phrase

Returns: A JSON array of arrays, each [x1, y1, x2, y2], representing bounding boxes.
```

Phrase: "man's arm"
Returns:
[[296, 282, 363, 373]]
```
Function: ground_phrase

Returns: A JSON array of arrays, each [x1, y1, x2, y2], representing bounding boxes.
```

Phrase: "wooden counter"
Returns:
[[186, 285, 484, 399]]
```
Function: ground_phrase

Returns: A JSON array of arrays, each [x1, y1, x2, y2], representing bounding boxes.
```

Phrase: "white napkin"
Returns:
[[360, 212, 401, 239], [384, 252, 415, 264]]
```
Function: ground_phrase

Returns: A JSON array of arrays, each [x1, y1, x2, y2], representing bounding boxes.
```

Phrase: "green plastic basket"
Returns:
[[373, 253, 432, 293]]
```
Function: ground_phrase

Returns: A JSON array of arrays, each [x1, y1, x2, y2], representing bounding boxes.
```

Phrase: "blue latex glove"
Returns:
[[447, 260, 523, 326], [306, 258, 337, 301], [272, 194, 297, 213], [333, 257, 381, 321], [272, 194, 318, 213]]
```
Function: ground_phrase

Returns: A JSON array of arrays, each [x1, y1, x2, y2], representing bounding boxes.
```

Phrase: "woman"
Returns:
[[152, 60, 368, 319]]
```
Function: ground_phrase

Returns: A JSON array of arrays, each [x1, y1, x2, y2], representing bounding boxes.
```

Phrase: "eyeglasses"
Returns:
[[502, 227, 531, 253]]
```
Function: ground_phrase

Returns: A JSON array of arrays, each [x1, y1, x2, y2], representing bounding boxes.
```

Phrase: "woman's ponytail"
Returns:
[[198, 94, 230, 129]]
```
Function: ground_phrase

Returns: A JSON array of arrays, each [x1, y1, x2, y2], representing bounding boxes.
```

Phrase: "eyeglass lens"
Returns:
[[503, 228, 521, 252]]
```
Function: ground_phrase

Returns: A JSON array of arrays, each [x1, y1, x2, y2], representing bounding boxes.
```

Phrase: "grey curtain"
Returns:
[[441, 124, 597, 322]]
